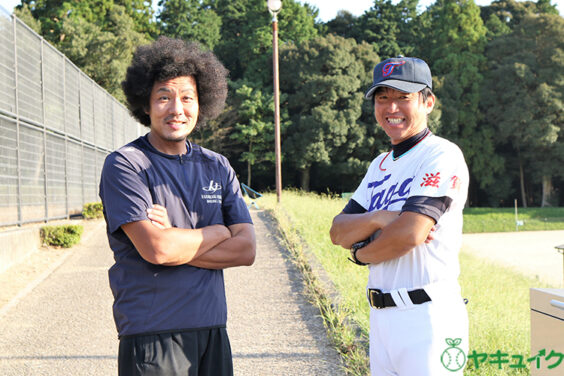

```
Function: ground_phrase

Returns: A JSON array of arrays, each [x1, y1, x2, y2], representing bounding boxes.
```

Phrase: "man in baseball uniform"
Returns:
[[330, 56, 469, 375]]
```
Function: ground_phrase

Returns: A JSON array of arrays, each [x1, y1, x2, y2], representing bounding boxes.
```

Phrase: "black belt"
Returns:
[[368, 288, 431, 309]]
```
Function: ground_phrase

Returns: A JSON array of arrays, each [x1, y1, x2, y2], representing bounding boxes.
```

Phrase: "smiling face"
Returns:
[[146, 75, 199, 155], [373, 87, 435, 145]]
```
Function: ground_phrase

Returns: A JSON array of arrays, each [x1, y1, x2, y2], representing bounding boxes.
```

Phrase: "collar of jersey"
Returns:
[[140, 134, 192, 160], [391, 128, 431, 160]]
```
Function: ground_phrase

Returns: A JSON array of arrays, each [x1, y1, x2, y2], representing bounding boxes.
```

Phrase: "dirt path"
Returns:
[[462, 230, 564, 288]]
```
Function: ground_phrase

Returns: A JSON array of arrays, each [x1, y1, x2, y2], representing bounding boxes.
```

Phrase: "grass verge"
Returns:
[[263, 201, 370, 375], [463, 207, 564, 233], [259, 190, 557, 375]]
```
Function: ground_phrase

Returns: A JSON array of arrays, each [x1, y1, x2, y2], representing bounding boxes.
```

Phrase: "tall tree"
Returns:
[[280, 34, 379, 191], [13, 3, 42, 33], [325, 10, 359, 39], [17, 0, 155, 43], [422, 0, 502, 205], [209, 0, 318, 84], [314, 41, 389, 193], [356, 0, 419, 58], [482, 13, 564, 206], [116, 0, 157, 37], [157, 0, 222, 50], [56, 4, 150, 102], [229, 82, 288, 188], [479, 0, 558, 31], [15, 0, 152, 101]]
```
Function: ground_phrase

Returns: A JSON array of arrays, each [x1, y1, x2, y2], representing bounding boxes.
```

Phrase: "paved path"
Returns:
[[225, 210, 343, 375], [0, 220, 117, 375], [462, 230, 564, 288], [0, 211, 343, 375]]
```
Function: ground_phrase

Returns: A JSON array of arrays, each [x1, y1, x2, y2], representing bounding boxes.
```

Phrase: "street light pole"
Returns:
[[267, 0, 282, 203]]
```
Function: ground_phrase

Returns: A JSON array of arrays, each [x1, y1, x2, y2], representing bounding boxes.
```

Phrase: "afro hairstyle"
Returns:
[[122, 36, 228, 128]]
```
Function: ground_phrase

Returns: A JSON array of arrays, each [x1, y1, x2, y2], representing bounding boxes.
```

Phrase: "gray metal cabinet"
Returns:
[[530, 288, 564, 375]]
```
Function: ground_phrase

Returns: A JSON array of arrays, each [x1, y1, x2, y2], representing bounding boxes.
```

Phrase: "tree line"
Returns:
[[14, 0, 564, 207]]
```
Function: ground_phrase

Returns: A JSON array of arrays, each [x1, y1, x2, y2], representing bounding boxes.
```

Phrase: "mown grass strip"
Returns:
[[263, 202, 370, 375], [463, 207, 564, 233]]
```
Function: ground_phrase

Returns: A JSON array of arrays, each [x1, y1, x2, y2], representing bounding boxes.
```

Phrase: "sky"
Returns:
[[1, 0, 562, 21]]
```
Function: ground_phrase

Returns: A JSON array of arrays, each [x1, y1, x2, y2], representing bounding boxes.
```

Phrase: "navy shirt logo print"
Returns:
[[202, 180, 222, 193], [201, 179, 222, 204]]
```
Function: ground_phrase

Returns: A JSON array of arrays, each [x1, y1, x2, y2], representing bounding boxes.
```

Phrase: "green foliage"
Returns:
[[58, 4, 150, 102], [484, 13, 512, 40], [324, 10, 359, 39], [261, 191, 371, 332], [15, 0, 564, 205], [17, 0, 152, 103], [356, 0, 419, 58], [460, 251, 545, 375], [280, 34, 379, 191], [40, 224, 84, 248], [463, 207, 564, 232], [158, 0, 222, 50], [116, 0, 157, 37], [18, 0, 155, 42], [191, 102, 240, 159], [13, 3, 42, 33], [229, 81, 290, 187], [208, 0, 318, 84], [82, 202, 104, 219], [481, 12, 564, 206], [421, 0, 506, 206]]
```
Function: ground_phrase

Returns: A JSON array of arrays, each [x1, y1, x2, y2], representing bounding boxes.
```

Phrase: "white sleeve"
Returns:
[[410, 144, 469, 202], [351, 156, 383, 211]]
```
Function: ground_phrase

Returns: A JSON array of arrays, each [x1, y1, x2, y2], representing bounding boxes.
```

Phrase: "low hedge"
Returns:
[[82, 202, 103, 219], [40, 225, 84, 248]]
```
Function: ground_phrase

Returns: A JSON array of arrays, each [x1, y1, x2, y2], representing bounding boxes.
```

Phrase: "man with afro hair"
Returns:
[[99, 36, 256, 375]]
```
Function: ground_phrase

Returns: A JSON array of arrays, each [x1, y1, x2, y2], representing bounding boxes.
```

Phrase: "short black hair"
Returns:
[[122, 36, 228, 127], [419, 87, 434, 103], [372, 86, 434, 103]]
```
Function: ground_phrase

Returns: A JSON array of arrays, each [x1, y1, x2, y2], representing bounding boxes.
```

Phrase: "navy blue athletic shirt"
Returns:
[[99, 135, 252, 337]]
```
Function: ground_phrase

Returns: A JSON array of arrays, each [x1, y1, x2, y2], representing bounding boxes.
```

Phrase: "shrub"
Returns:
[[41, 225, 84, 248], [82, 202, 104, 219]]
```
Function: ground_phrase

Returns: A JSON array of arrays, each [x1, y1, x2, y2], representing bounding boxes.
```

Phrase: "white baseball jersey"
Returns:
[[351, 133, 469, 292]]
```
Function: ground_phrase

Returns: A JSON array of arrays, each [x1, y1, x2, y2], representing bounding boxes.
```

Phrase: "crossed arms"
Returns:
[[330, 209, 434, 265], [122, 205, 256, 269]]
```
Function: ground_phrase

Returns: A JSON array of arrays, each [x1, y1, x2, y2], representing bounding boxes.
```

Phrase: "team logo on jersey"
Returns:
[[202, 180, 222, 204], [382, 61, 406, 77], [202, 180, 222, 193], [368, 174, 412, 211], [421, 172, 441, 188]]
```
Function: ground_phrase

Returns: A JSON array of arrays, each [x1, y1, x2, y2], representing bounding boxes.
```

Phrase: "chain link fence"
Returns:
[[0, 9, 143, 227]]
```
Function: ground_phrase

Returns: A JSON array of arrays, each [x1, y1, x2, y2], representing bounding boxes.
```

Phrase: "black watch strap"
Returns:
[[349, 240, 369, 266]]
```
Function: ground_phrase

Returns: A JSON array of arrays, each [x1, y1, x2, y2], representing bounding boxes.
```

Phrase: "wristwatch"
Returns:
[[349, 239, 369, 266]]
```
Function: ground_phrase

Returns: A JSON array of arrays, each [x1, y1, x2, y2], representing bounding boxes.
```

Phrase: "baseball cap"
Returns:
[[365, 56, 432, 99]]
